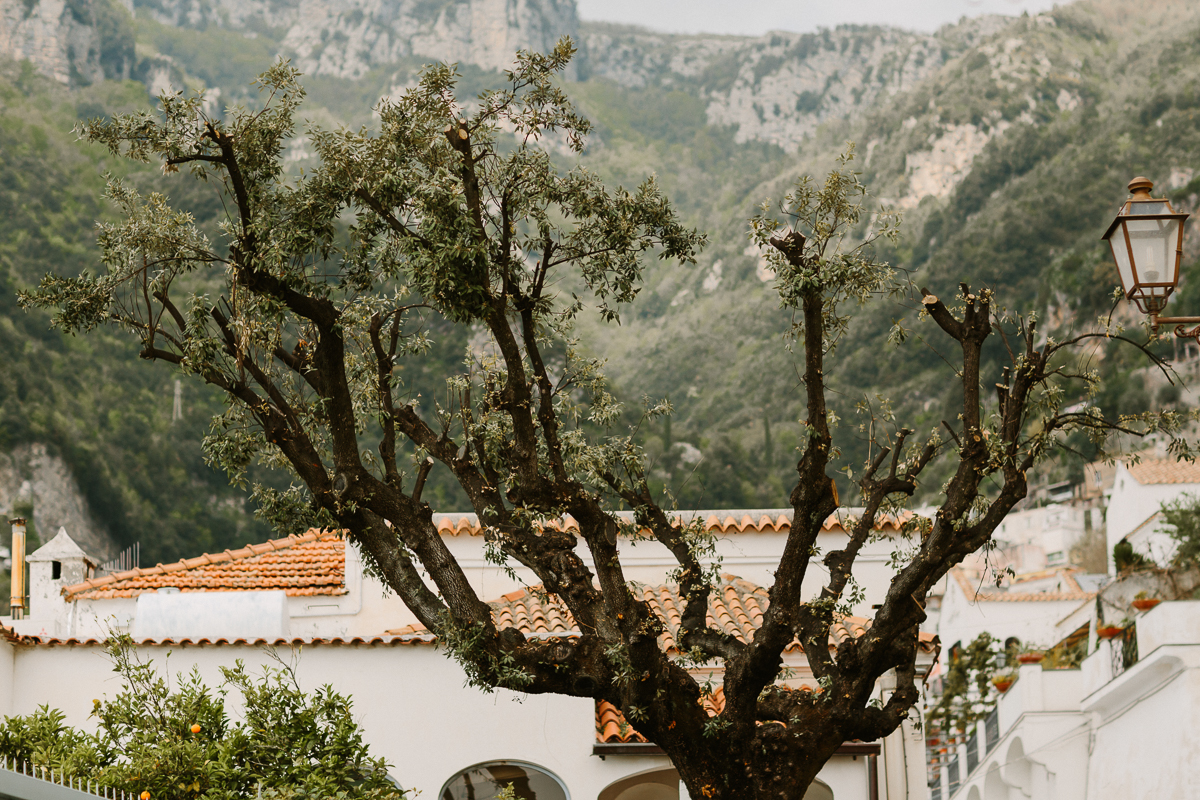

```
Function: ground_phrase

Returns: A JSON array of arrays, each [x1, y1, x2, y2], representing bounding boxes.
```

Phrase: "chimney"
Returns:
[[9, 518, 26, 619]]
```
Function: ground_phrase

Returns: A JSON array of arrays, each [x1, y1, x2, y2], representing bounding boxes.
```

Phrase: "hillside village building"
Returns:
[[937, 598, 1200, 800], [987, 505, 1088, 573], [924, 457, 1200, 800], [1, 511, 936, 800], [936, 567, 1101, 656], [1106, 458, 1200, 569]]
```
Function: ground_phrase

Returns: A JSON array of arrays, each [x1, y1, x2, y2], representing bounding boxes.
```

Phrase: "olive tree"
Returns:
[[23, 41, 1188, 799]]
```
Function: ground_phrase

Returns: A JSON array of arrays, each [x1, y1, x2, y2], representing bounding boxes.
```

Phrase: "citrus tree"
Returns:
[[22, 39, 1188, 799], [0, 638, 405, 800]]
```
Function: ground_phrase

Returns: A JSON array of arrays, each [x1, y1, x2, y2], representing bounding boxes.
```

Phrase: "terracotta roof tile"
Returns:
[[0, 625, 435, 648], [431, 509, 913, 537], [950, 567, 1096, 603], [1126, 458, 1200, 485], [595, 685, 849, 744], [63, 530, 346, 600], [596, 689, 727, 744], [390, 576, 938, 656]]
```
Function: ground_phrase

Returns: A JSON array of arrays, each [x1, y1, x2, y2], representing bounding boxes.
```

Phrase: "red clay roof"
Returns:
[[391, 575, 937, 656], [432, 509, 912, 537], [596, 683, 844, 744], [950, 567, 1096, 603], [1125, 458, 1200, 485], [63, 530, 346, 600], [597, 688, 728, 744]]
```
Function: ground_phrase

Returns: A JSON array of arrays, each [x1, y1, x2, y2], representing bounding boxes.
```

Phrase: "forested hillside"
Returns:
[[2, 0, 1199, 562], [0, 59, 277, 563]]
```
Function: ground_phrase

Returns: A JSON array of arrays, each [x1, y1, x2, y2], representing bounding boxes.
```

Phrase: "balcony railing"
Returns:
[[984, 708, 1000, 754], [1110, 623, 1139, 679]]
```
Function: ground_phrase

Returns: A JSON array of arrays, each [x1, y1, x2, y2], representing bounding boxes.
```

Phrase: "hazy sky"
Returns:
[[575, 0, 1065, 37]]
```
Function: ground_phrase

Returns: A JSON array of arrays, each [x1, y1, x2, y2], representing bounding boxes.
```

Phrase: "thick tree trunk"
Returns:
[[667, 732, 841, 800]]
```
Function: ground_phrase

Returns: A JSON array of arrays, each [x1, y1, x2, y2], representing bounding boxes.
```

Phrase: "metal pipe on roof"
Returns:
[[8, 518, 25, 619]]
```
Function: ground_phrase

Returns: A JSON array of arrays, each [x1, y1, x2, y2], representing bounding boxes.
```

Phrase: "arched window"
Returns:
[[440, 760, 569, 800]]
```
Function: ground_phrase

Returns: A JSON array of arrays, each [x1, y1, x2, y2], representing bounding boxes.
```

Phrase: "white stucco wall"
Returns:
[[1084, 652, 1200, 799], [1105, 464, 1200, 570], [2, 517, 938, 799], [936, 576, 1086, 652], [947, 601, 1200, 800], [1, 638, 892, 800]]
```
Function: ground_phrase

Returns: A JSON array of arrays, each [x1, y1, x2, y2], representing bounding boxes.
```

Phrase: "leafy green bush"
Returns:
[[0, 637, 406, 800], [928, 633, 1010, 736], [1158, 492, 1200, 568], [1113, 539, 1152, 572]]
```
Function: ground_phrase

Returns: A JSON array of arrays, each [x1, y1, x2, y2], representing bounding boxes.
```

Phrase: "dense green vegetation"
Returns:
[[0, 61, 276, 564], [4, 0, 1200, 564], [574, 3, 1200, 507]]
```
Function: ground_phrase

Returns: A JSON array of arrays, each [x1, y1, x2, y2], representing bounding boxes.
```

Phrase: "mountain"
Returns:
[[0, 0, 134, 84], [2, 0, 1199, 559], [135, 0, 580, 79]]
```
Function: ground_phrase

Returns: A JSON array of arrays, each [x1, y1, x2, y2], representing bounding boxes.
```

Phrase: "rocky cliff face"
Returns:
[[0, 0, 134, 85], [134, 0, 580, 79], [579, 18, 1011, 152], [0, 444, 115, 560]]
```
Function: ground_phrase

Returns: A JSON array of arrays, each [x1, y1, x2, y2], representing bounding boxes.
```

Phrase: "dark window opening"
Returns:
[[52, 561, 62, 580], [441, 761, 567, 800]]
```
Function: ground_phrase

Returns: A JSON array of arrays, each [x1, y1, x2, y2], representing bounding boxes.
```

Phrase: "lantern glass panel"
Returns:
[[1129, 201, 1169, 215], [1109, 229, 1135, 294], [1125, 216, 1180, 290]]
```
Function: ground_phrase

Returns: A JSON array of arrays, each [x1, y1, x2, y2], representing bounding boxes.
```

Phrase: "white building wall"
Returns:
[[2, 518, 934, 799], [991, 504, 1085, 572], [936, 577, 1085, 652], [1, 638, 886, 800], [1105, 464, 1200, 570], [946, 602, 1200, 800], [1085, 666, 1200, 799]]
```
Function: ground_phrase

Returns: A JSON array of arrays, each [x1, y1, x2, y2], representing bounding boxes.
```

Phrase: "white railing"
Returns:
[[0, 755, 133, 800]]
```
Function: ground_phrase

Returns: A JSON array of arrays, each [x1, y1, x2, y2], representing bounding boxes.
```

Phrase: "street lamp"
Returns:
[[1103, 176, 1193, 337]]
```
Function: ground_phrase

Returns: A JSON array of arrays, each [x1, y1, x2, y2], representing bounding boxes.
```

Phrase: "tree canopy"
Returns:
[[21, 40, 1193, 799]]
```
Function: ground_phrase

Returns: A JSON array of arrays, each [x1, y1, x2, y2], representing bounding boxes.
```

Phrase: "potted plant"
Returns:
[[1017, 649, 1045, 665], [1096, 624, 1124, 639], [991, 673, 1015, 693], [1131, 591, 1162, 612]]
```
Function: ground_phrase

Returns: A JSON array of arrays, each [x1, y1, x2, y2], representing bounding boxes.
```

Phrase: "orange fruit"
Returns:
[[190, 724, 201, 734], [140, 792, 150, 800]]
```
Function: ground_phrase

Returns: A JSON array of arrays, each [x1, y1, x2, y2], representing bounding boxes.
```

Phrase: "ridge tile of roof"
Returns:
[[389, 576, 938, 656], [64, 530, 346, 600], [1, 629, 435, 648], [1126, 458, 1200, 485], [431, 509, 914, 537]]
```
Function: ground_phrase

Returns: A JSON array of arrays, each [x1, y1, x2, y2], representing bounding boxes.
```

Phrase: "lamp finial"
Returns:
[[1128, 176, 1154, 198]]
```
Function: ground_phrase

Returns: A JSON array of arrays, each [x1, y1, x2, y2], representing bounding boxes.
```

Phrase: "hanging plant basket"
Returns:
[[1132, 598, 1161, 612], [991, 675, 1015, 693], [1097, 625, 1125, 639], [1017, 652, 1045, 664]]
